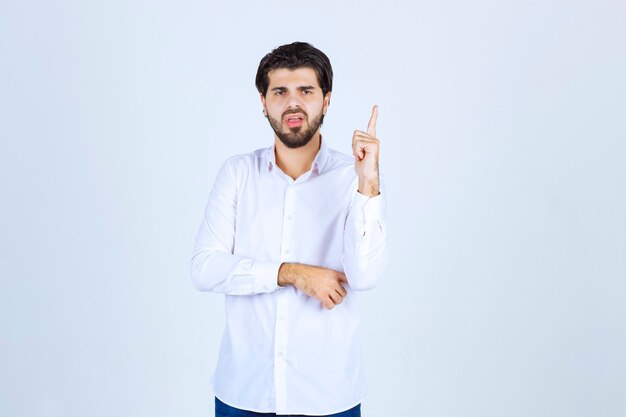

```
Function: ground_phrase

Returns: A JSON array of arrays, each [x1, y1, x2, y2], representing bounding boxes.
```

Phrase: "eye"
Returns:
[[303, 90, 313, 95], [274, 91, 284, 96]]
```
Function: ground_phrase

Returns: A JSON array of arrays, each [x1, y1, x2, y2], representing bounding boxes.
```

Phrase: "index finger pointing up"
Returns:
[[367, 105, 378, 137]]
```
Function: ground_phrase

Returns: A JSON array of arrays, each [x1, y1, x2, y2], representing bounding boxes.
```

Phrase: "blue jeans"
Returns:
[[215, 396, 361, 417]]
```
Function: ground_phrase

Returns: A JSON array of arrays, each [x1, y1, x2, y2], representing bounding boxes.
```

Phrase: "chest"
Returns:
[[232, 168, 356, 261]]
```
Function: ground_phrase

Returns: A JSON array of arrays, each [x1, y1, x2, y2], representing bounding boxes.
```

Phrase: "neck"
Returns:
[[274, 131, 322, 180]]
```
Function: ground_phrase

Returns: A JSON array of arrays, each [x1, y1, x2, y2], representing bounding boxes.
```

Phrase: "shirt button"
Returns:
[[284, 249, 290, 254], [286, 215, 293, 220], [279, 315, 286, 320], [277, 352, 284, 357]]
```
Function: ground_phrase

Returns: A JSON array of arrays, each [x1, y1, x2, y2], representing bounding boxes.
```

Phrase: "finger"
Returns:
[[352, 136, 379, 147], [329, 291, 343, 305], [367, 105, 378, 137], [352, 142, 365, 160], [337, 286, 347, 297], [352, 134, 379, 151], [352, 147, 365, 160], [352, 130, 377, 140], [352, 139, 378, 160], [333, 287, 345, 299]]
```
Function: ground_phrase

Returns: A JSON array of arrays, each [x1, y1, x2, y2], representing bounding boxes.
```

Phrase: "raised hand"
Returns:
[[352, 105, 380, 197]]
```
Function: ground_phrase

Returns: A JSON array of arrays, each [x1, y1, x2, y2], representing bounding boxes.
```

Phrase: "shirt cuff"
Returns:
[[250, 260, 282, 293], [351, 191, 386, 237]]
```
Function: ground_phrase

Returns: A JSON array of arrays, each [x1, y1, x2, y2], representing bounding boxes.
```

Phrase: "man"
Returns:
[[191, 41, 387, 417]]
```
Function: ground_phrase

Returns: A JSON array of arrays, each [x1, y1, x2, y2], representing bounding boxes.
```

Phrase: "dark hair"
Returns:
[[255, 42, 333, 98]]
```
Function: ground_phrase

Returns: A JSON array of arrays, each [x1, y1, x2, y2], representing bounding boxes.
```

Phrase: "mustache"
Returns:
[[283, 108, 307, 118]]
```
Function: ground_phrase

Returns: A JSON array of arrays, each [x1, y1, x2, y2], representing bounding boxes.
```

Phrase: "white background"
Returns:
[[1, 1, 625, 416]]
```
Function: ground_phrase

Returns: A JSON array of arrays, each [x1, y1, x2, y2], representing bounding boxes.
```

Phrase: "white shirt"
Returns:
[[190, 136, 387, 415]]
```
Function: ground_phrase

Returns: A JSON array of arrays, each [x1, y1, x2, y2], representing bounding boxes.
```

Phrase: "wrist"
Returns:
[[278, 263, 299, 287], [358, 176, 380, 197]]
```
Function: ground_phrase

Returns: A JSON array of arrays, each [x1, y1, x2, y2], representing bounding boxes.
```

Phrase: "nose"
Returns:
[[286, 92, 302, 110]]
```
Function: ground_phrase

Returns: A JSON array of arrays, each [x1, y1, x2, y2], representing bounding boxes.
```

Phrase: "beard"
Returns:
[[267, 109, 325, 149]]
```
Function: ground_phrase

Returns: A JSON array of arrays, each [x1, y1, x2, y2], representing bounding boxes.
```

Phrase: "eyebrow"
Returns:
[[270, 86, 316, 92]]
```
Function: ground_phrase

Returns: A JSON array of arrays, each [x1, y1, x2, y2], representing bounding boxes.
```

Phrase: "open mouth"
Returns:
[[285, 114, 304, 128]]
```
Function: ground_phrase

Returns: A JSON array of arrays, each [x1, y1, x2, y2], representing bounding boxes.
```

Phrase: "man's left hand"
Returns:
[[352, 105, 380, 197]]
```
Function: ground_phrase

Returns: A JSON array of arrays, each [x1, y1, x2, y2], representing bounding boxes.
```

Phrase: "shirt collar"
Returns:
[[265, 134, 330, 175]]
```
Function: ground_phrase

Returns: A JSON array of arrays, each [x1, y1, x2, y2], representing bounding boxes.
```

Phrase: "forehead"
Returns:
[[267, 67, 320, 88]]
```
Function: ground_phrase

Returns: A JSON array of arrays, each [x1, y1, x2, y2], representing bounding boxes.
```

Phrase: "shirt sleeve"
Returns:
[[190, 158, 282, 295], [342, 175, 388, 291]]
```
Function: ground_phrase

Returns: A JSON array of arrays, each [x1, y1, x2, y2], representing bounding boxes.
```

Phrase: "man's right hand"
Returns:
[[278, 263, 348, 310]]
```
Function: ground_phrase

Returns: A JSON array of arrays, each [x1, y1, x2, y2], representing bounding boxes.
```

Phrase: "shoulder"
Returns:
[[220, 146, 271, 173], [325, 146, 356, 172]]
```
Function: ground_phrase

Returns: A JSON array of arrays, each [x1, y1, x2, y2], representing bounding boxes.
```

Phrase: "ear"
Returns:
[[323, 91, 331, 115], [260, 93, 267, 116]]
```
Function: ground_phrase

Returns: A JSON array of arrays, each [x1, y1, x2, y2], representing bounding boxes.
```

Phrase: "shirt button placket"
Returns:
[[275, 184, 295, 413]]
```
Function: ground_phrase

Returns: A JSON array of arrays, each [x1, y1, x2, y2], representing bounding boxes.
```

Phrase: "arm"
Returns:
[[278, 263, 349, 310], [342, 179, 388, 291], [190, 158, 282, 295], [343, 105, 388, 290]]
